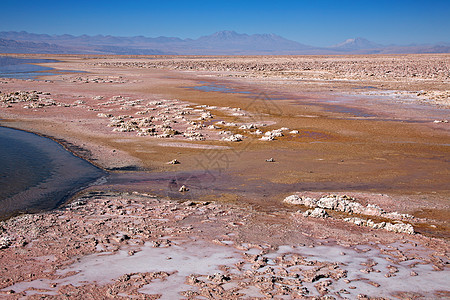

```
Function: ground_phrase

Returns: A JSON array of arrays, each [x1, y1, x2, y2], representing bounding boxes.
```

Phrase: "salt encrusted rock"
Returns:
[[260, 135, 274, 141], [285, 194, 412, 219], [317, 196, 339, 210], [344, 217, 414, 234], [290, 130, 299, 134], [283, 194, 301, 204], [0, 236, 12, 249], [265, 129, 284, 137], [208, 273, 231, 283], [285, 194, 415, 233], [0, 91, 65, 109], [183, 131, 205, 140], [167, 159, 180, 165], [222, 134, 244, 142], [239, 124, 258, 130], [283, 195, 317, 207], [218, 130, 232, 135], [179, 185, 189, 192], [186, 275, 202, 286], [200, 112, 213, 119], [97, 113, 112, 118], [303, 208, 328, 218], [385, 211, 413, 219], [384, 222, 415, 234], [266, 158, 275, 162]]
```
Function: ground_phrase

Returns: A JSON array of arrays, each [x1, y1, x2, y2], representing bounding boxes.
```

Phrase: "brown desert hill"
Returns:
[[0, 37, 174, 55], [0, 38, 74, 54]]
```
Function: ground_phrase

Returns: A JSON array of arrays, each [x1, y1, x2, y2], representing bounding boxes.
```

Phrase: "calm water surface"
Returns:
[[188, 81, 252, 94], [0, 127, 106, 219], [0, 56, 60, 79], [0, 56, 83, 80]]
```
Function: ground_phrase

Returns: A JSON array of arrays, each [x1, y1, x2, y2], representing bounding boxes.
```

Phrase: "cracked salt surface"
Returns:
[[61, 240, 241, 299], [263, 243, 449, 298], [3, 240, 241, 298], [3, 240, 448, 298]]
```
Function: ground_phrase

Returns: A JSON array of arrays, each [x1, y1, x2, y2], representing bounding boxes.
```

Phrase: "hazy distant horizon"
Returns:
[[2, 29, 449, 49], [1, 0, 449, 47]]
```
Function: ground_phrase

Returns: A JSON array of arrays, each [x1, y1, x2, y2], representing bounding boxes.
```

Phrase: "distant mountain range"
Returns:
[[330, 37, 383, 51], [0, 30, 449, 55]]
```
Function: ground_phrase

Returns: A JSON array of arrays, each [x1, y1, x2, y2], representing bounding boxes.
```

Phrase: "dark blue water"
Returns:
[[0, 56, 83, 80], [0, 126, 106, 219]]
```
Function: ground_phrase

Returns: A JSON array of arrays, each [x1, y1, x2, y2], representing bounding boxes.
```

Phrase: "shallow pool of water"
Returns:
[[0, 56, 83, 80], [0, 126, 106, 219], [186, 81, 252, 94]]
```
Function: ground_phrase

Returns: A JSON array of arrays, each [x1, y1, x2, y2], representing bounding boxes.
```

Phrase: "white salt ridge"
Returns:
[[284, 194, 415, 234]]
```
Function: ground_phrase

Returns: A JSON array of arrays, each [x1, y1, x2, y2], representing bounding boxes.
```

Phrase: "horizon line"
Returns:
[[1, 30, 449, 48]]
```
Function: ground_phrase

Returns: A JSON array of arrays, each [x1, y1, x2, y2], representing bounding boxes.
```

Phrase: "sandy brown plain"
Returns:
[[0, 54, 449, 299]]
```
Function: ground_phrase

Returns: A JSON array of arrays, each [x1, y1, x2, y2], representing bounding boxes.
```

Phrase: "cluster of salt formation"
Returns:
[[0, 90, 64, 109], [68, 76, 127, 84], [99, 98, 209, 140], [303, 208, 328, 218], [344, 217, 414, 234], [91, 56, 450, 83], [259, 127, 300, 141], [91, 57, 450, 108], [284, 194, 415, 234], [284, 194, 412, 220], [0, 88, 304, 143], [95, 95, 303, 143]]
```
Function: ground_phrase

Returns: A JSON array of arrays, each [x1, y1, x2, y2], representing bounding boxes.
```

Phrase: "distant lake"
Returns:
[[0, 56, 82, 80], [0, 126, 106, 220]]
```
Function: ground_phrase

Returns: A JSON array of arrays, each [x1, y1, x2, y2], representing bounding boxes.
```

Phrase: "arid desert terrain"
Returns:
[[0, 54, 449, 299]]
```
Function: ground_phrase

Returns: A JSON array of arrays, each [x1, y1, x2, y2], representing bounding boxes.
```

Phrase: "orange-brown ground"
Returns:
[[0, 54, 449, 299]]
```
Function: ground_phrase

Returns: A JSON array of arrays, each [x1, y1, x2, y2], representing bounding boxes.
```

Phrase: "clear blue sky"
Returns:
[[1, 0, 449, 46]]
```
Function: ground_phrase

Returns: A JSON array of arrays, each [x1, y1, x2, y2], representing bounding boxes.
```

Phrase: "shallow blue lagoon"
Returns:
[[0, 126, 106, 219]]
